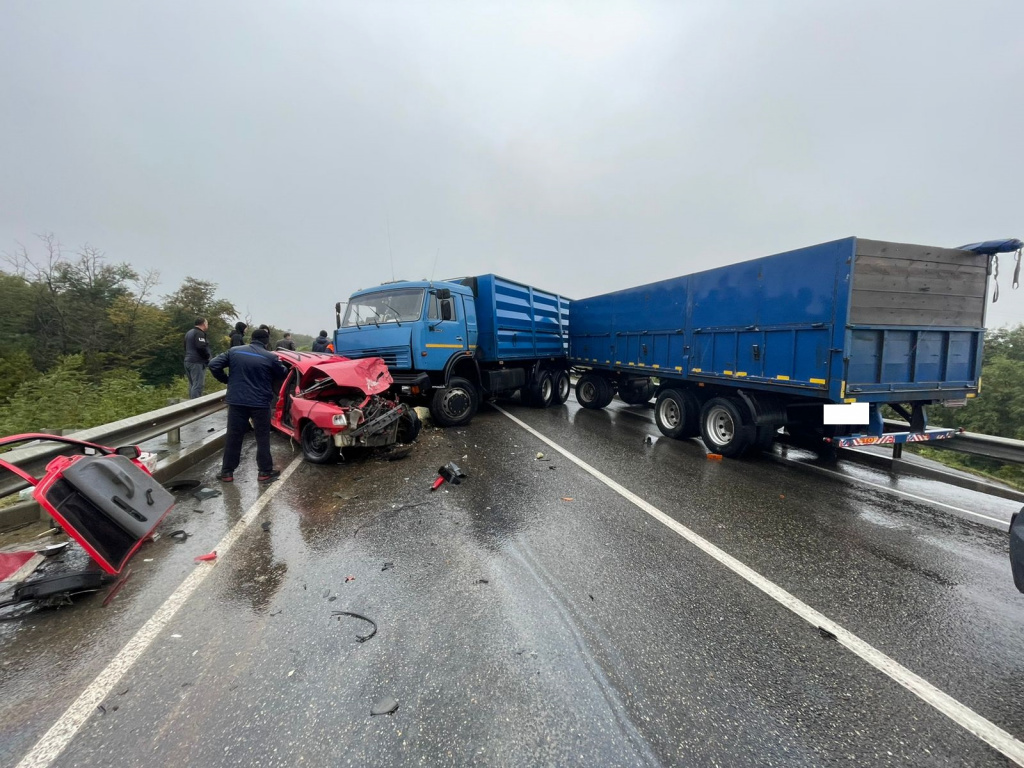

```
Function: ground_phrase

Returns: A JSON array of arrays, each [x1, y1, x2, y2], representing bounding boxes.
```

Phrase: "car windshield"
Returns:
[[342, 288, 425, 327]]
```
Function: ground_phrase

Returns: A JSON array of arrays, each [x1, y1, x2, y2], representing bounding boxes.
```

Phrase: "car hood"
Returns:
[[301, 356, 393, 395]]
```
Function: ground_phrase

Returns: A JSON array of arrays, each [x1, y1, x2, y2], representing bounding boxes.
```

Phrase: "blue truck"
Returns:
[[333, 275, 571, 426], [569, 237, 1019, 457]]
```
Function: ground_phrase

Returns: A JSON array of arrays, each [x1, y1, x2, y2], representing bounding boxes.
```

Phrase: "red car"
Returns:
[[272, 351, 421, 464]]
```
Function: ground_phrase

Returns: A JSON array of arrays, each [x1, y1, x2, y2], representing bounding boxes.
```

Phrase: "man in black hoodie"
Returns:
[[311, 330, 330, 353], [229, 321, 247, 347], [183, 318, 210, 399], [209, 327, 288, 483]]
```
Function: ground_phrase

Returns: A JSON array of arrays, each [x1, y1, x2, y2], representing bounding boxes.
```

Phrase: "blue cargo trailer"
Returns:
[[569, 237, 1012, 457], [334, 275, 570, 426]]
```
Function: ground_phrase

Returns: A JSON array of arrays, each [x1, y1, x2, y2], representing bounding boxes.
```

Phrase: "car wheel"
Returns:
[[430, 377, 479, 427], [301, 421, 340, 464], [397, 407, 422, 443]]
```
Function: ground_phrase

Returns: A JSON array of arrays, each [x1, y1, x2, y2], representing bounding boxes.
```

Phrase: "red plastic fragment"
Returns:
[[430, 475, 445, 491], [194, 551, 217, 562]]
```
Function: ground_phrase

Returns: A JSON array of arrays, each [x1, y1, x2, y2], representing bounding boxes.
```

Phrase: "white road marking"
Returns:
[[15, 457, 303, 768], [774, 456, 1010, 527], [494, 404, 1024, 766], [607, 403, 1010, 527]]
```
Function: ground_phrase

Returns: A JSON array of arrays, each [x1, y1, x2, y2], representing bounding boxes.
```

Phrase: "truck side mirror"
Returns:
[[441, 300, 453, 321], [436, 288, 451, 300]]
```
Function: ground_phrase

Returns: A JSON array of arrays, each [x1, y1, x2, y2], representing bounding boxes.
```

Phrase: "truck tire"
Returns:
[[699, 397, 755, 458], [397, 407, 422, 444], [576, 373, 613, 410], [654, 388, 700, 439], [528, 370, 555, 408], [749, 426, 777, 455], [430, 377, 479, 427], [619, 380, 655, 405], [301, 421, 340, 464], [552, 370, 571, 405]]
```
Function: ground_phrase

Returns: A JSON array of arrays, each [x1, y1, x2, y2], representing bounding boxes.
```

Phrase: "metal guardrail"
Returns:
[[0, 391, 227, 499], [884, 419, 1024, 465]]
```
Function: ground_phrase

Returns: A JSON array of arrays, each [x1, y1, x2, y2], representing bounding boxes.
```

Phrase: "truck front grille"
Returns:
[[341, 345, 411, 369]]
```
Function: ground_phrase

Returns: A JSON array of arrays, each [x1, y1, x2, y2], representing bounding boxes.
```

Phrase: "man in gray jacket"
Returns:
[[183, 318, 210, 399]]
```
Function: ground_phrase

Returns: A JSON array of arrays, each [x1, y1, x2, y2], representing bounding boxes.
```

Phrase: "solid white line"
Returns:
[[606, 403, 1009, 527], [776, 457, 1009, 526], [15, 457, 303, 768], [494, 404, 1024, 766]]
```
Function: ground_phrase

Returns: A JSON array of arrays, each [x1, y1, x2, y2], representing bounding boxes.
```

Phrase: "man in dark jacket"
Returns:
[[184, 318, 211, 399], [209, 327, 288, 483], [229, 321, 247, 347], [311, 331, 330, 353], [275, 332, 296, 351]]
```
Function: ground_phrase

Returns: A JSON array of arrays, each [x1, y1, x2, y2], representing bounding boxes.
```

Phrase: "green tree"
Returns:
[[153, 277, 238, 382]]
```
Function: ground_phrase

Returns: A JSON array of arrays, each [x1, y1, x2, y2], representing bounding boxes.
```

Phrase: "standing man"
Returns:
[[311, 330, 330, 353], [209, 327, 287, 483], [184, 318, 210, 399], [229, 321, 247, 347], [276, 332, 296, 351]]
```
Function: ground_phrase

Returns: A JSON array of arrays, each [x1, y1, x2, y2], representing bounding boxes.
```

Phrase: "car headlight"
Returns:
[[332, 413, 347, 427]]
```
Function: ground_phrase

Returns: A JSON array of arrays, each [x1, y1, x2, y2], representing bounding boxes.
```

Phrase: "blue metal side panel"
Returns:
[[473, 275, 569, 363]]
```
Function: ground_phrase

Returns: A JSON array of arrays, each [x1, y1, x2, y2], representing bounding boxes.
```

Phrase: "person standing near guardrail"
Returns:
[[184, 318, 211, 399], [229, 321, 247, 347], [209, 327, 288, 484]]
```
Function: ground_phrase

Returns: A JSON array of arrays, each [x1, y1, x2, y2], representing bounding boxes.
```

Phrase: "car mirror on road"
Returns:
[[114, 445, 141, 459]]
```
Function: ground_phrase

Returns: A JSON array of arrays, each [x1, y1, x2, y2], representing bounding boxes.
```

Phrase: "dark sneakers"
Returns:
[[258, 469, 281, 484], [217, 471, 234, 483]]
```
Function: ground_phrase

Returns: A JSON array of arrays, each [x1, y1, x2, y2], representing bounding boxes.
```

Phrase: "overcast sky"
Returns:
[[2, 1, 1022, 333]]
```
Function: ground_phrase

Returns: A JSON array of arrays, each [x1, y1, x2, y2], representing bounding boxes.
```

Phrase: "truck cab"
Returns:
[[334, 280, 481, 425]]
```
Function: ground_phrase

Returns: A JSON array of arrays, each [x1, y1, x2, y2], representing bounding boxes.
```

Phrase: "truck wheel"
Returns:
[[552, 371, 571, 405], [301, 422, 340, 464], [654, 388, 699, 439], [576, 373, 612, 410], [699, 397, 755, 458], [528, 370, 555, 408], [619, 380, 655, 405], [749, 426, 777, 455], [430, 377, 479, 427], [397, 407, 422, 444]]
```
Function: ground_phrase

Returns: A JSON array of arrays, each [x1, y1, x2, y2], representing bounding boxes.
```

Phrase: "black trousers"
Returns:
[[222, 404, 273, 474]]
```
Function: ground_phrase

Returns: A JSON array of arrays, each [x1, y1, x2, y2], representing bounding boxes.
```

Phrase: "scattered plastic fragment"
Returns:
[[97, 704, 107, 716], [382, 562, 394, 572], [431, 462, 468, 490], [818, 626, 837, 641], [192, 487, 221, 501], [536, 452, 545, 460], [561, 497, 574, 502], [333, 611, 378, 642], [169, 530, 190, 541], [345, 575, 356, 583], [261, 521, 271, 532], [194, 551, 217, 562], [706, 454, 723, 461], [143, 558, 154, 562], [193, 509, 204, 514], [477, 579, 489, 584], [163, 479, 201, 493], [645, 436, 653, 445], [589, 594, 594, 601], [118, 686, 130, 696], [779, 495, 785, 499], [171, 634, 182, 638], [371, 697, 399, 716], [207, 427, 216, 433], [328, 596, 337, 602], [37, 543, 69, 557], [288, 669, 295, 677]]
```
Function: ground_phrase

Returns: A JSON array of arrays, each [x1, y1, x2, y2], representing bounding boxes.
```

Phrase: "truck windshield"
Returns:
[[342, 288, 425, 327]]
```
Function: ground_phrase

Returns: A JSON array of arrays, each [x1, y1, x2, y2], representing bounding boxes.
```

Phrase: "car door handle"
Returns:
[[456, 336, 464, 341]]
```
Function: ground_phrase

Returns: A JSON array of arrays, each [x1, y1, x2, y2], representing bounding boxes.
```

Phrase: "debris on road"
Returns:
[[192, 487, 221, 501], [194, 551, 217, 562], [37, 543, 69, 557], [477, 578, 489, 584], [169, 530, 190, 541], [370, 696, 399, 716], [645, 436, 653, 445], [345, 575, 356, 583], [328, 596, 337, 602], [589, 594, 594, 601], [706, 454, 723, 461], [535, 452, 545, 460], [261, 521, 271, 532], [333, 611, 378, 643], [431, 462, 468, 491], [382, 562, 394, 572], [561, 497, 574, 502], [163, 479, 201, 493]]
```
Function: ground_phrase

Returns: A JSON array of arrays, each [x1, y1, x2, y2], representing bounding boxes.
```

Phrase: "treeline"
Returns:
[[0, 235, 305, 435]]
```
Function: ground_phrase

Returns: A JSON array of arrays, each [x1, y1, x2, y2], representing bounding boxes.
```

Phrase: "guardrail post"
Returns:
[[166, 399, 182, 444], [892, 443, 903, 460]]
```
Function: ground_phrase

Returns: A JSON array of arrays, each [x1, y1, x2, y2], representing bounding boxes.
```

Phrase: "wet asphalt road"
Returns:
[[2, 396, 1023, 767]]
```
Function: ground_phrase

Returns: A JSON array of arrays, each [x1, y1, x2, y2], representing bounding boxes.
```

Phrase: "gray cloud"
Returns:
[[2, 1, 1022, 331]]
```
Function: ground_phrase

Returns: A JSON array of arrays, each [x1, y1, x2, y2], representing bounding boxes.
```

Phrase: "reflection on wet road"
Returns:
[[2, 395, 1023, 767]]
